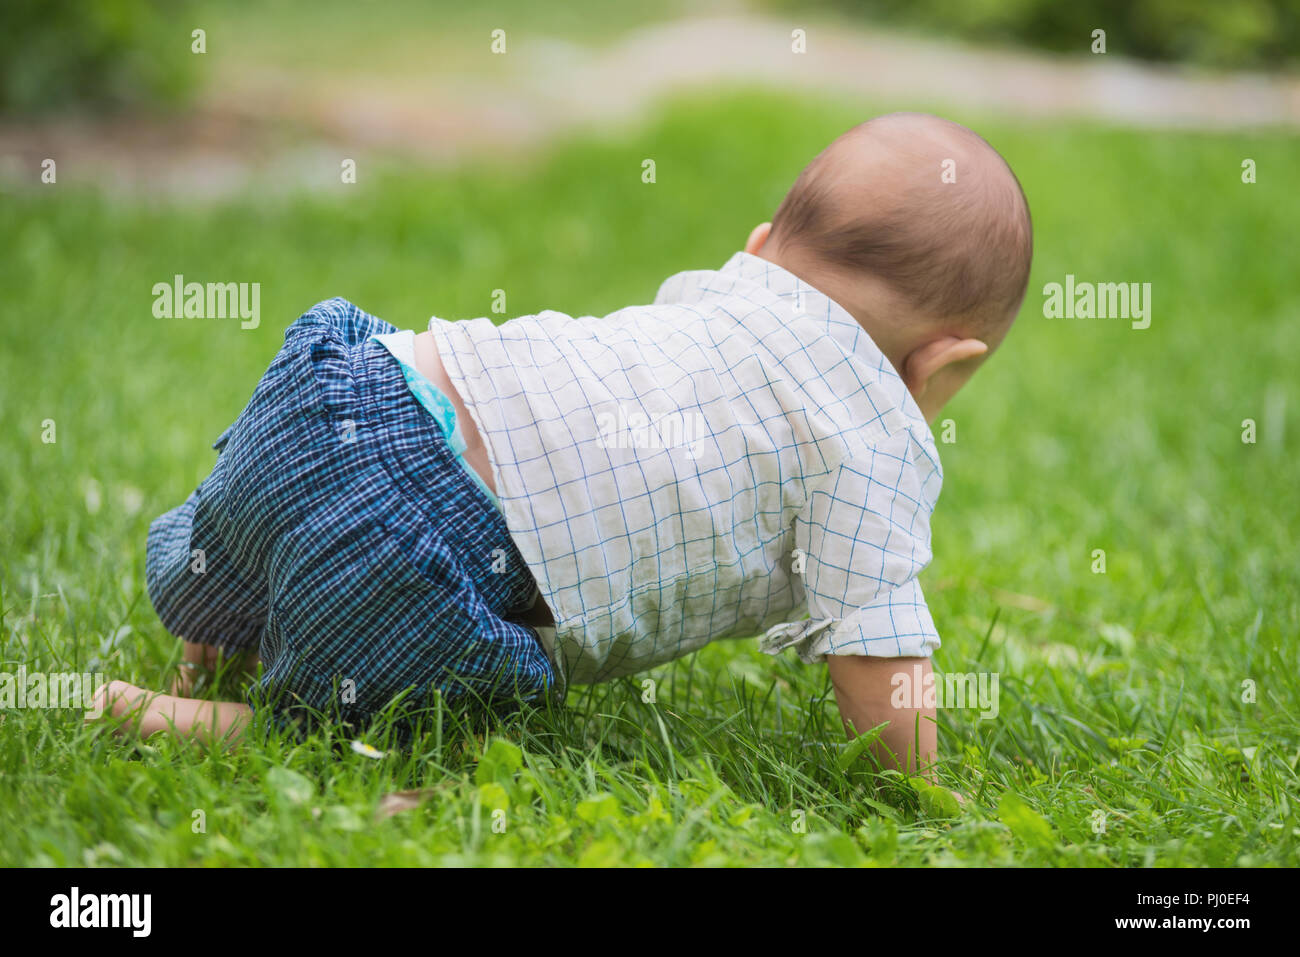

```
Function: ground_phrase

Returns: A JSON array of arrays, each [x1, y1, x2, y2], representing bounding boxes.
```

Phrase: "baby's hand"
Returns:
[[86, 679, 151, 731]]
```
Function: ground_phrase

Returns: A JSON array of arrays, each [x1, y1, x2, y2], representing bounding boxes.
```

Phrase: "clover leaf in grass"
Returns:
[[267, 766, 314, 806], [475, 737, 523, 787], [997, 792, 1055, 849]]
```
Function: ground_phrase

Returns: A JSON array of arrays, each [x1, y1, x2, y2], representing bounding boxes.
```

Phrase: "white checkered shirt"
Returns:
[[427, 251, 943, 689]]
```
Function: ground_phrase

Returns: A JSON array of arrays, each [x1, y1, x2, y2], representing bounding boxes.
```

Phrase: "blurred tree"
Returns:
[[0, 0, 196, 115]]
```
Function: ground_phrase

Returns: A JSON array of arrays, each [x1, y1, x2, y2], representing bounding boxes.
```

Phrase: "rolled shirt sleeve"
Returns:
[[760, 427, 941, 662]]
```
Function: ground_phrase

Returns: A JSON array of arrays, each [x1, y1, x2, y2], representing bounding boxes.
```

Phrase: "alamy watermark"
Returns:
[[1042, 274, 1151, 329], [1, 667, 107, 718], [891, 664, 1000, 719], [596, 406, 707, 459], [50, 887, 151, 937], [152, 274, 260, 329]]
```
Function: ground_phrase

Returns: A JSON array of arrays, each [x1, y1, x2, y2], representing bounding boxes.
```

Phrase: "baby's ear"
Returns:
[[744, 222, 772, 255], [901, 337, 988, 397]]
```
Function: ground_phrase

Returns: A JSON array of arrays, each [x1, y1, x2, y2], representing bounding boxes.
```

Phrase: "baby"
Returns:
[[96, 112, 1032, 777]]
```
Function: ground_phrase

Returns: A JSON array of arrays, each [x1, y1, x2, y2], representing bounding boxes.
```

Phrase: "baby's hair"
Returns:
[[768, 113, 1033, 332]]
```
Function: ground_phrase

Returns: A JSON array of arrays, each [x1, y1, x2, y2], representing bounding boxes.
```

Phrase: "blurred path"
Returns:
[[4, 12, 1298, 195]]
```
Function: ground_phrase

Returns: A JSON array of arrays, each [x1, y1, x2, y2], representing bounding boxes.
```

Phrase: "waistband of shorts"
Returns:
[[283, 302, 552, 656], [347, 335, 503, 521], [350, 334, 562, 687], [280, 300, 511, 542]]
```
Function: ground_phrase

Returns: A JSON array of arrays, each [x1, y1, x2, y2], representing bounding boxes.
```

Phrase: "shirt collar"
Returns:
[[699, 251, 862, 336], [674, 250, 874, 348], [657, 251, 930, 428]]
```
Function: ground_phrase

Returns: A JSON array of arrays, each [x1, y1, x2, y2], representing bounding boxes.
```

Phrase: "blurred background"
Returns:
[[3, 0, 1299, 194], [2, 0, 1298, 708], [1, 0, 1297, 866], [5, 0, 1300, 118]]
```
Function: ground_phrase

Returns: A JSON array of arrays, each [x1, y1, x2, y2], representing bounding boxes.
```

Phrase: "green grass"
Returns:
[[2, 91, 1298, 866]]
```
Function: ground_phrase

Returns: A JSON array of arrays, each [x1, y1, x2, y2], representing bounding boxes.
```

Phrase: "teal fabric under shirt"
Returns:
[[371, 330, 502, 510]]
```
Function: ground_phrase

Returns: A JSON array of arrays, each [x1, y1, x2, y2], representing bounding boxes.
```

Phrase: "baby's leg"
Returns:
[[827, 654, 937, 778], [91, 680, 251, 746], [147, 448, 269, 695]]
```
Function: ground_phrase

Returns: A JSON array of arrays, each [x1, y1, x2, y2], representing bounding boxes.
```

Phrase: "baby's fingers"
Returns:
[[85, 680, 148, 730]]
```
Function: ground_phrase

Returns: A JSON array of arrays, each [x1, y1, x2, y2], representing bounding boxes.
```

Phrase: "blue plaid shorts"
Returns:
[[145, 298, 557, 730]]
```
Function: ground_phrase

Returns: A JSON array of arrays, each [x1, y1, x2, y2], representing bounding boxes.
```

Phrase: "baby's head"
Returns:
[[747, 112, 1033, 420]]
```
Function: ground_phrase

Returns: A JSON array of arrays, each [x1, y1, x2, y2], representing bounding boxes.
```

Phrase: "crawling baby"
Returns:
[[96, 112, 1032, 777]]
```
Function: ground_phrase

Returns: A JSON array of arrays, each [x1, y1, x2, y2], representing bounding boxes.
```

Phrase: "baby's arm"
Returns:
[[91, 680, 251, 746], [827, 654, 936, 780]]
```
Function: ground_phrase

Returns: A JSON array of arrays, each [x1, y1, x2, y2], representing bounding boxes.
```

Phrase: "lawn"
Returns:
[[1, 91, 1297, 866]]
